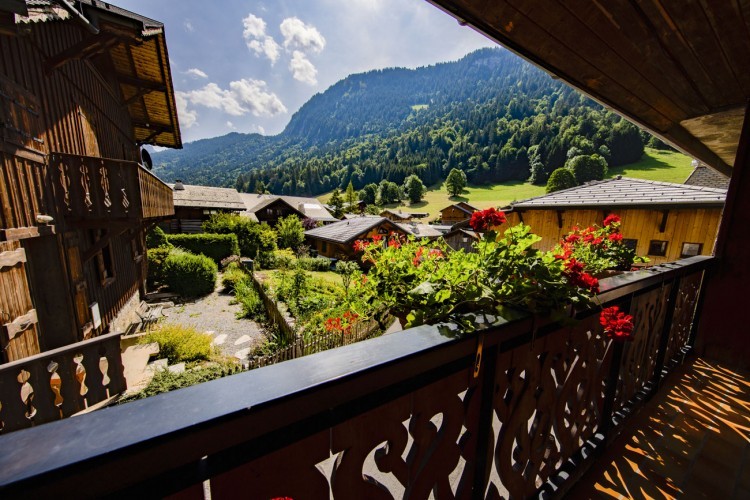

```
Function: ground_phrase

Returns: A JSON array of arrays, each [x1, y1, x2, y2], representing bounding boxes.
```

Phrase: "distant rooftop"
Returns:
[[168, 183, 245, 211], [510, 177, 726, 210], [305, 216, 398, 244], [397, 223, 444, 238], [240, 193, 337, 221], [381, 209, 429, 219], [441, 202, 479, 215], [684, 161, 730, 190]]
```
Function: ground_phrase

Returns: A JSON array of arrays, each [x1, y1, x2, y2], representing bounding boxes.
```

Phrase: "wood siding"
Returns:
[[505, 208, 723, 265], [441, 206, 471, 224], [0, 240, 40, 361]]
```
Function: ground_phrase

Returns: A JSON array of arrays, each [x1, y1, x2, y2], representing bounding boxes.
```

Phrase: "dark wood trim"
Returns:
[[115, 74, 167, 92], [45, 33, 119, 73], [556, 209, 563, 229], [0, 225, 56, 242], [659, 210, 670, 233]]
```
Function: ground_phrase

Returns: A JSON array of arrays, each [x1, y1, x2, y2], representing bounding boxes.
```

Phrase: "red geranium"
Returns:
[[469, 207, 507, 232], [603, 214, 621, 226], [353, 239, 369, 252], [599, 306, 634, 341]]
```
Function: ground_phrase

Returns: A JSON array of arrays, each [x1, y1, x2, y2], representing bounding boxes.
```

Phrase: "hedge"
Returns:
[[163, 249, 218, 297], [147, 246, 172, 287], [296, 256, 332, 272], [166, 233, 239, 263]]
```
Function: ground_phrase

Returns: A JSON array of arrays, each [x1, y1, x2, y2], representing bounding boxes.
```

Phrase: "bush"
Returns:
[[235, 279, 265, 320], [565, 154, 608, 184], [146, 226, 171, 249], [220, 255, 242, 269], [141, 324, 213, 364], [118, 361, 242, 402], [165, 233, 239, 263], [147, 246, 172, 287], [296, 256, 331, 271], [276, 214, 305, 250], [202, 213, 277, 257], [546, 168, 578, 193], [163, 249, 218, 297], [270, 249, 296, 270], [222, 264, 249, 293]]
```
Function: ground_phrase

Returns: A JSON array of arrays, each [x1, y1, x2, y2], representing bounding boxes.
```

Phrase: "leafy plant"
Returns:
[[202, 213, 277, 258], [222, 264, 249, 293], [141, 324, 213, 364], [546, 168, 577, 193], [276, 215, 305, 250], [446, 168, 467, 197], [147, 246, 172, 288], [296, 256, 331, 271], [146, 226, 171, 249], [163, 249, 218, 297], [403, 174, 426, 204], [166, 233, 240, 263], [234, 279, 265, 320], [118, 361, 242, 402], [565, 154, 608, 184]]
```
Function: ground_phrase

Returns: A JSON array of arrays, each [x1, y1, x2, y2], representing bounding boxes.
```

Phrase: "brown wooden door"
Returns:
[[0, 240, 40, 362], [63, 232, 92, 340]]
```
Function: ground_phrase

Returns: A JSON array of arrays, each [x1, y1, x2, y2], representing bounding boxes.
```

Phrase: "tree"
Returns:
[[276, 215, 305, 250], [445, 168, 467, 197], [608, 120, 644, 166], [402, 174, 426, 204], [329, 188, 344, 218], [359, 183, 378, 205], [546, 168, 577, 193], [344, 181, 358, 208], [254, 180, 267, 194], [378, 180, 402, 205], [565, 154, 608, 184]]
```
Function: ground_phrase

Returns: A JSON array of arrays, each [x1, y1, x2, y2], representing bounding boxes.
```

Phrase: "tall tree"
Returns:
[[329, 188, 344, 218], [403, 174, 426, 204], [565, 154, 608, 184], [359, 183, 378, 205], [276, 215, 305, 250], [344, 181, 357, 207], [445, 168, 467, 197]]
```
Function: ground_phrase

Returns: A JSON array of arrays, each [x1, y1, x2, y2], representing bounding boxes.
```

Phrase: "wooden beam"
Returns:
[[45, 33, 119, 73], [116, 74, 167, 92], [3, 309, 37, 340], [0, 225, 55, 242], [659, 210, 669, 233], [82, 225, 130, 262], [556, 210, 563, 229], [122, 88, 153, 107], [0, 247, 26, 270]]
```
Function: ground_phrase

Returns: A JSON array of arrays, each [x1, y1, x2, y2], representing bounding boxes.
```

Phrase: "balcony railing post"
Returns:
[[686, 270, 708, 352], [471, 336, 497, 498], [599, 339, 624, 440], [649, 275, 681, 395]]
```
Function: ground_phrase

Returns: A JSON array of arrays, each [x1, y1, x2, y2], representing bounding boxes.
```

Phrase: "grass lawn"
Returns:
[[319, 147, 693, 221], [262, 269, 343, 288]]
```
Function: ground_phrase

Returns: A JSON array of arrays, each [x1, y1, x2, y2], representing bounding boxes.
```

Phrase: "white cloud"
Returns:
[[184, 19, 194, 33], [280, 18, 326, 54], [226, 121, 236, 129], [243, 14, 281, 64], [175, 92, 197, 128], [185, 68, 208, 79], [257, 125, 266, 135], [289, 51, 318, 85], [180, 79, 287, 118]]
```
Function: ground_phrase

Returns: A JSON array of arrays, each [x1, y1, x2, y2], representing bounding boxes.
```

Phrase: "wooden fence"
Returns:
[[249, 272, 297, 342]]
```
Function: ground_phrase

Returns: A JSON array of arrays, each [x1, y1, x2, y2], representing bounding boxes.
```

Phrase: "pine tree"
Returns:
[[344, 181, 357, 208], [329, 188, 344, 218]]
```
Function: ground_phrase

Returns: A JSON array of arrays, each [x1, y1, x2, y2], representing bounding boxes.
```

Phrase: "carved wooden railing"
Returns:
[[0, 152, 54, 237], [0, 332, 125, 434], [50, 153, 173, 223], [0, 257, 711, 498]]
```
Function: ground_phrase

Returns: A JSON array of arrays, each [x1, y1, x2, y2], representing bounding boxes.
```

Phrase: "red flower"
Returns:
[[564, 233, 580, 244], [388, 236, 401, 249], [603, 214, 621, 226], [608, 233, 623, 242], [469, 207, 507, 232], [412, 247, 425, 266], [353, 240, 370, 252], [428, 249, 444, 259], [563, 258, 599, 293], [599, 306, 634, 341], [591, 237, 604, 246]]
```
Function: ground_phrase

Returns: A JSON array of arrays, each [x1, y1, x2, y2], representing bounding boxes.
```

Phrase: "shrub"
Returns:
[[163, 249, 218, 297], [202, 213, 277, 257], [147, 246, 172, 287], [220, 255, 242, 269], [146, 226, 171, 249], [296, 256, 331, 271], [234, 279, 265, 319], [276, 214, 305, 250], [270, 249, 296, 270], [222, 264, 249, 293], [165, 233, 239, 263], [118, 361, 242, 402], [565, 154, 608, 184], [141, 324, 213, 364], [546, 168, 578, 193]]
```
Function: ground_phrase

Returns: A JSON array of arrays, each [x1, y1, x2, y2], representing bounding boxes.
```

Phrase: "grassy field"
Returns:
[[319, 148, 693, 221]]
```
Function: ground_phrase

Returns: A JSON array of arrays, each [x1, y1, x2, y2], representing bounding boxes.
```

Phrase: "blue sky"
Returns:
[[114, 0, 495, 143]]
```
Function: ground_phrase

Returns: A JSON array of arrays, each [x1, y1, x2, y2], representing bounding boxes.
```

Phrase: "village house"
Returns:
[[439, 201, 478, 224], [165, 182, 245, 233], [684, 159, 730, 190], [379, 208, 429, 222], [503, 176, 726, 265], [0, 0, 177, 365], [304, 216, 407, 260], [240, 193, 338, 226], [443, 226, 480, 252]]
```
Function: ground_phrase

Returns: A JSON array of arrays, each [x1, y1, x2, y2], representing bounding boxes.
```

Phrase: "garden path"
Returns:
[[163, 275, 265, 362]]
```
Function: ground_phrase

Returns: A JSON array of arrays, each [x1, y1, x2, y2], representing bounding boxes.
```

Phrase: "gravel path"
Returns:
[[163, 276, 266, 362]]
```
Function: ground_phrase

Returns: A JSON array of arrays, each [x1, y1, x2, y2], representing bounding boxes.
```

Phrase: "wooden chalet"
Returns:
[[380, 209, 428, 222], [504, 177, 726, 265], [304, 216, 407, 260], [685, 160, 730, 190], [443, 227, 480, 252], [9, 1, 750, 498], [241, 193, 338, 226], [166, 182, 245, 233], [439, 201, 478, 224], [0, 1, 178, 364]]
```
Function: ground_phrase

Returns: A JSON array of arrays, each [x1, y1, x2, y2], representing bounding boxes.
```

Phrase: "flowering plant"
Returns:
[[599, 306, 635, 341], [554, 214, 647, 275]]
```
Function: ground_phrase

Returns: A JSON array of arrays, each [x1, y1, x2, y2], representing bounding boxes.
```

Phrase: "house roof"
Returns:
[[239, 193, 337, 221], [396, 223, 444, 239], [305, 216, 402, 245], [441, 202, 478, 215], [510, 177, 726, 210], [444, 227, 481, 240], [12, 0, 181, 148], [168, 184, 245, 210], [381, 209, 429, 219], [684, 162, 730, 190], [428, 1, 748, 177]]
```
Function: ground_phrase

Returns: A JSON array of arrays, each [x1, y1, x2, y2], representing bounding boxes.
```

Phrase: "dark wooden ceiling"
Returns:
[[427, 0, 750, 176]]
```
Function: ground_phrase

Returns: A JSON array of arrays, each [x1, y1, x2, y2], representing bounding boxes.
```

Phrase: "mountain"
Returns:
[[153, 48, 649, 194]]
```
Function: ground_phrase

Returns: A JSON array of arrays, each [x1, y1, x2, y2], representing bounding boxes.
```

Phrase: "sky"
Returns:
[[113, 0, 496, 144]]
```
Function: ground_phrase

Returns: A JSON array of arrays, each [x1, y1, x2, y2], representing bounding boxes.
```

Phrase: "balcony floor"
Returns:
[[571, 357, 750, 499]]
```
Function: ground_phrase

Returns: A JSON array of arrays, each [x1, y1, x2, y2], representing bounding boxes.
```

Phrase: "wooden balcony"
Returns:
[[50, 153, 173, 224], [0, 257, 719, 497]]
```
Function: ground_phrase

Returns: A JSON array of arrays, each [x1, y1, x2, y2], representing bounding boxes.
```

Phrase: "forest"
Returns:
[[153, 48, 665, 196]]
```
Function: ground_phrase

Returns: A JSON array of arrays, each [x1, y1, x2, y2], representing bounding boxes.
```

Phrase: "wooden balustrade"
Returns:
[[0, 257, 711, 498], [50, 153, 173, 223], [0, 332, 125, 434], [0, 151, 53, 238]]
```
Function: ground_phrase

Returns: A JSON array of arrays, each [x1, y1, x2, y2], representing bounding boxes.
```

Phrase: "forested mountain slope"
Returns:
[[153, 48, 654, 195]]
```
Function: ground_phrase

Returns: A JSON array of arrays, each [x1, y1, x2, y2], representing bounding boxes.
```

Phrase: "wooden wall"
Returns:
[[441, 206, 471, 224], [504, 207, 723, 265]]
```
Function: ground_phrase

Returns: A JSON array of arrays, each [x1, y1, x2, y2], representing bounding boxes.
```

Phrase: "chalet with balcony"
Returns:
[[504, 177, 726, 265], [241, 193, 338, 226], [439, 201, 478, 224], [0, 0, 177, 388], [4, 1, 750, 498], [166, 182, 245, 233], [304, 216, 406, 259], [380, 209, 429, 222]]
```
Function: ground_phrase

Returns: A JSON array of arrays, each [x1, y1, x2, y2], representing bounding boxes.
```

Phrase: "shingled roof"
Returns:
[[169, 183, 245, 211], [510, 177, 726, 210], [684, 162, 730, 190], [239, 193, 337, 222], [305, 217, 402, 244]]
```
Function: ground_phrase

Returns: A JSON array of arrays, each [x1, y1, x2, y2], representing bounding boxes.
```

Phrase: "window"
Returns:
[[648, 240, 668, 256], [681, 242, 703, 258], [623, 239, 638, 251], [321, 241, 327, 253], [90, 229, 116, 286]]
